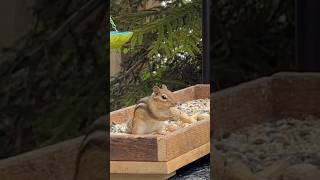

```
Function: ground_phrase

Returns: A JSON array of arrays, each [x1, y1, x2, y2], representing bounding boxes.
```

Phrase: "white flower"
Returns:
[[161, 2, 167, 7]]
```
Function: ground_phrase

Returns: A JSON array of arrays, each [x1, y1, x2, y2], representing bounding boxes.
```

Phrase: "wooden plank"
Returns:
[[110, 105, 135, 125], [111, 161, 167, 174], [110, 142, 210, 174], [212, 77, 273, 137], [173, 85, 196, 103], [110, 172, 176, 180], [271, 72, 320, 119], [211, 73, 320, 180], [110, 49, 122, 77], [110, 134, 159, 161], [166, 142, 210, 174], [195, 84, 210, 99], [165, 120, 210, 161], [157, 136, 167, 162], [110, 119, 210, 162]]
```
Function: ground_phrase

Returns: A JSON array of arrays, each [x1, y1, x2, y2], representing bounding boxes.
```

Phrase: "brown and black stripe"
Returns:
[[133, 96, 158, 120]]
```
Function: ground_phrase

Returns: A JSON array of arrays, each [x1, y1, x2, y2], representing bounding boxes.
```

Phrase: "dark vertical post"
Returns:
[[202, 0, 210, 83], [296, 0, 320, 71]]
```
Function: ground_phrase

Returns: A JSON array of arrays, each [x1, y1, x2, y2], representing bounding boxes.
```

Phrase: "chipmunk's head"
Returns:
[[152, 84, 178, 108]]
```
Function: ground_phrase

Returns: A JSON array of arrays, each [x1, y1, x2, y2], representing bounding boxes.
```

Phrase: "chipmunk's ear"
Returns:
[[153, 86, 161, 95], [161, 84, 168, 90]]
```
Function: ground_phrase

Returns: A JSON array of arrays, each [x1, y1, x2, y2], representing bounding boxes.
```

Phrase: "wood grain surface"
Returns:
[[110, 134, 158, 161], [110, 142, 210, 174], [165, 120, 210, 161]]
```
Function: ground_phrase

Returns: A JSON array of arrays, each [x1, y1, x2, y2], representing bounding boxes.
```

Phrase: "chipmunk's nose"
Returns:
[[176, 101, 182, 106]]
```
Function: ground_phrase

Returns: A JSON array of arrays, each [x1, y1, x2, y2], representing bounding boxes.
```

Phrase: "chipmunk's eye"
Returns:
[[161, 95, 168, 99]]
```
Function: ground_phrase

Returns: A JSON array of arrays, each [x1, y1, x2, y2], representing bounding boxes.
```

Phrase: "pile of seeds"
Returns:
[[110, 98, 210, 134], [176, 98, 210, 116], [110, 121, 131, 134], [215, 117, 320, 173]]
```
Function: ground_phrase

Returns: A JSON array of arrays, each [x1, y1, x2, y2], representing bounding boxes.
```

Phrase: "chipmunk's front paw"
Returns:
[[180, 115, 197, 124], [170, 107, 197, 124]]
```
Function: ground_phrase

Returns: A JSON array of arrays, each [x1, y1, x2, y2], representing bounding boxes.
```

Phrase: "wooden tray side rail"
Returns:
[[211, 72, 320, 180], [212, 77, 273, 137], [271, 72, 320, 119]]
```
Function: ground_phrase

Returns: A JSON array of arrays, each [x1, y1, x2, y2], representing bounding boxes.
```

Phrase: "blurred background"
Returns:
[[211, 0, 295, 91], [211, 1, 320, 180], [0, 0, 106, 159]]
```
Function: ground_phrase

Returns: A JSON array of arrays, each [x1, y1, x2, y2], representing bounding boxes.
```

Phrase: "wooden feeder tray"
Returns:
[[212, 72, 320, 179], [110, 84, 210, 180]]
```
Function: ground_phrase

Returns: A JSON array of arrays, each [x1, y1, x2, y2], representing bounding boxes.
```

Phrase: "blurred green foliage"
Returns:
[[110, 0, 203, 111]]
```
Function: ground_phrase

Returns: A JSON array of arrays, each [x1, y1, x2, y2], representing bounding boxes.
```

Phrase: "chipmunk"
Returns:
[[131, 84, 178, 135], [128, 84, 208, 135]]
